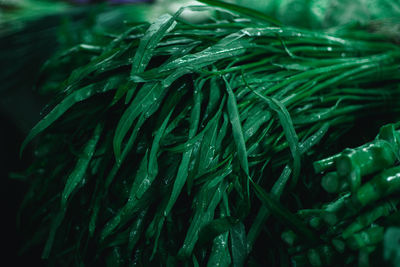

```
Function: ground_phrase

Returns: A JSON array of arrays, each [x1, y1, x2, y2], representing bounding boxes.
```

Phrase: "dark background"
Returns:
[[0, 15, 57, 266], [0, 114, 44, 265]]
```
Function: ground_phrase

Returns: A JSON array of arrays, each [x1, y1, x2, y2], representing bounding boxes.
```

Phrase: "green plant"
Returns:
[[18, 1, 400, 266]]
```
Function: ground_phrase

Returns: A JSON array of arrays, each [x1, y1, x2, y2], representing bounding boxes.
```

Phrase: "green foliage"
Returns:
[[18, 3, 400, 266]]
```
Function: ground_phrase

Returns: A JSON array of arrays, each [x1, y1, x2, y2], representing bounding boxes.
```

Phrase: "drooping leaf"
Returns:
[[21, 77, 122, 154]]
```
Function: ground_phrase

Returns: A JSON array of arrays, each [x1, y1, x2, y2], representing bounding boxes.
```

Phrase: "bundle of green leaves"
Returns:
[[18, 0, 400, 266], [283, 123, 400, 266]]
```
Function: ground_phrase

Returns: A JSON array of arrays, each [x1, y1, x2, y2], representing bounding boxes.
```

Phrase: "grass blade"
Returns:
[[20, 78, 119, 155], [243, 76, 301, 187], [223, 75, 250, 203], [126, 12, 181, 102], [101, 110, 173, 240], [62, 123, 103, 206], [164, 86, 201, 216], [223, 76, 249, 175], [43, 123, 103, 258], [113, 82, 165, 162]]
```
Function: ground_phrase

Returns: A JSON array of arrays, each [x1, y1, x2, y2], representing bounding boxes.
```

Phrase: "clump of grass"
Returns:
[[18, 1, 400, 266]]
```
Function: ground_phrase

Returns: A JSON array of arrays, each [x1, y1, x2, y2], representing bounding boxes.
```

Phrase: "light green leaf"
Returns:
[[125, 11, 182, 103]]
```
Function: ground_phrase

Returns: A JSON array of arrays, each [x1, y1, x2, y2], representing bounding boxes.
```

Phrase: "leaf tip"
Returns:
[[19, 135, 32, 158]]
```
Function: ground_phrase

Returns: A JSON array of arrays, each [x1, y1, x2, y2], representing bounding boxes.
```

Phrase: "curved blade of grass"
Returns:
[[20, 77, 121, 155], [243, 75, 301, 187], [61, 123, 103, 206], [43, 123, 103, 258], [100, 150, 149, 240], [223, 76, 249, 175], [113, 82, 164, 162], [126, 12, 181, 103], [223, 75, 250, 202], [131, 32, 249, 82], [164, 85, 201, 216], [130, 13, 179, 75], [179, 180, 228, 258], [187, 94, 226, 192], [101, 109, 173, 240], [65, 45, 131, 93], [116, 78, 179, 163]]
